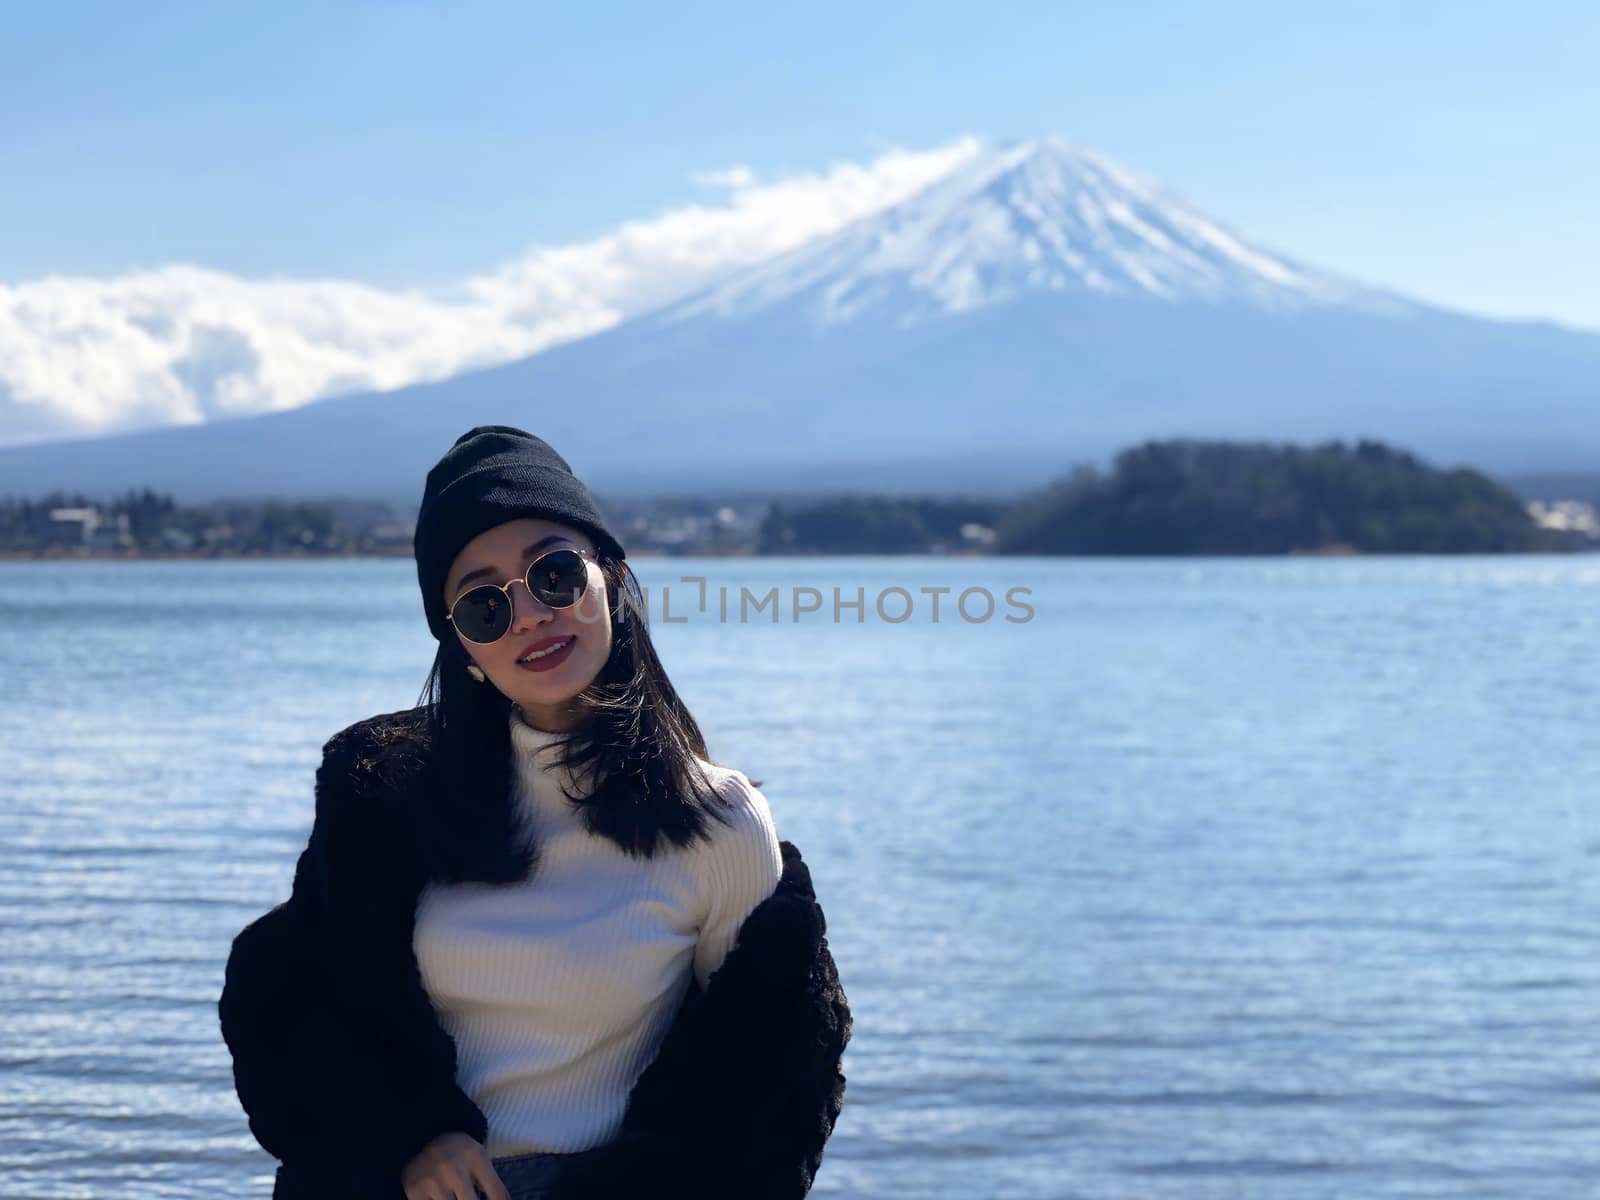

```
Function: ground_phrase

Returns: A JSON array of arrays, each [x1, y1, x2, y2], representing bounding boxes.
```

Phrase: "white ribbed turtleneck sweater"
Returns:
[[411, 710, 783, 1157]]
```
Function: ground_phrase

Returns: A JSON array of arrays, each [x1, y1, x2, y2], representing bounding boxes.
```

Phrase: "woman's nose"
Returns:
[[509, 580, 555, 629]]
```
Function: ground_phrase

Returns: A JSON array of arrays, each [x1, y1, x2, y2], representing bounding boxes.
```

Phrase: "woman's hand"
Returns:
[[401, 1131, 511, 1200]]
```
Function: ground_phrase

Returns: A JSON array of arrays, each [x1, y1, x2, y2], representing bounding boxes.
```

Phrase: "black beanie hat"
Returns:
[[414, 425, 627, 640]]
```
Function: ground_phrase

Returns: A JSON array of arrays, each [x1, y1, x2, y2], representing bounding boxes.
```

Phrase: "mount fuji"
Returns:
[[3, 137, 1595, 503]]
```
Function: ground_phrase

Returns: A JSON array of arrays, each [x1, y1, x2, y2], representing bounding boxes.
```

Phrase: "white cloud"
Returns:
[[691, 165, 757, 190], [0, 138, 982, 446]]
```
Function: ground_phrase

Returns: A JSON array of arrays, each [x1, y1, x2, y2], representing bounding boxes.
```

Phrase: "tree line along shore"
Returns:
[[3, 438, 1595, 560]]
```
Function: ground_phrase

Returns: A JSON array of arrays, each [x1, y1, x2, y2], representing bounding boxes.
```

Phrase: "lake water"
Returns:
[[1, 555, 1597, 1199]]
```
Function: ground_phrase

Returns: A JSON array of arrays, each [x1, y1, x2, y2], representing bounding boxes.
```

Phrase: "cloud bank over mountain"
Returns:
[[0, 138, 981, 446]]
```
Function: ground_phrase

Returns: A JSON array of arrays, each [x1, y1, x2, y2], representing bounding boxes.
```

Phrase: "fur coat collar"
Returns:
[[217, 707, 851, 1200]]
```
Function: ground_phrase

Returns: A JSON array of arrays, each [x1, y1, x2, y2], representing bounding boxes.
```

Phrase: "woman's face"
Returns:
[[441, 517, 613, 730]]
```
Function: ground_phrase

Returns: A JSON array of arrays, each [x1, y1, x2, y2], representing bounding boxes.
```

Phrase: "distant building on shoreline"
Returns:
[[1527, 500, 1600, 539], [42, 506, 134, 552]]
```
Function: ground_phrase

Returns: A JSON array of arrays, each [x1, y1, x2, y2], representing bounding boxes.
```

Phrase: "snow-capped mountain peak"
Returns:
[[665, 136, 1406, 328]]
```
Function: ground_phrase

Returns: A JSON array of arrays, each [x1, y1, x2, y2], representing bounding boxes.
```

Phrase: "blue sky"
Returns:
[[1, 1, 1596, 444], [5, 0, 1596, 319]]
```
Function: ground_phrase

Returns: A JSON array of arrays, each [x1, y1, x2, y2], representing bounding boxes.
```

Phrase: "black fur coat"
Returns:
[[216, 708, 851, 1199]]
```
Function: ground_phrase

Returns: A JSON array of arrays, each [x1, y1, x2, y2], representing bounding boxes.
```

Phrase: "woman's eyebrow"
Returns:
[[453, 535, 574, 591]]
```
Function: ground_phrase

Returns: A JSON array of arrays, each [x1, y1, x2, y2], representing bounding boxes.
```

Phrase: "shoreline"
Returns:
[[1, 545, 1592, 563]]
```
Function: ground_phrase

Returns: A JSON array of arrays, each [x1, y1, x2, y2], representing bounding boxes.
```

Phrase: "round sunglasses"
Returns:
[[445, 547, 596, 644]]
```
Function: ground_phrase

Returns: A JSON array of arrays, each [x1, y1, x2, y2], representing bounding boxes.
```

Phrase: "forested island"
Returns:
[[3, 438, 1594, 558], [983, 438, 1571, 555]]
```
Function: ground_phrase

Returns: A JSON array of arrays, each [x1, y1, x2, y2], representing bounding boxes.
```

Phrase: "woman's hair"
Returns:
[[415, 550, 747, 885]]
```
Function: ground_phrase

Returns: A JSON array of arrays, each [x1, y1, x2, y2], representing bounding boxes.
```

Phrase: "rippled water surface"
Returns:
[[2, 555, 1597, 1199]]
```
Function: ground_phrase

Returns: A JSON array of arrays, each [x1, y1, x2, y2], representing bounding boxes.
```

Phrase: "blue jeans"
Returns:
[[487, 1149, 571, 1200]]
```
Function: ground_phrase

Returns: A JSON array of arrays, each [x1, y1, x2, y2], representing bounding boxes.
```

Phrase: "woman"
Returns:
[[218, 426, 851, 1200]]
